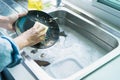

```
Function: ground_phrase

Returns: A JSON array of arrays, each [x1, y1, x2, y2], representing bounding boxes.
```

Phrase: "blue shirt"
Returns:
[[0, 33, 22, 79], [0, 37, 13, 72]]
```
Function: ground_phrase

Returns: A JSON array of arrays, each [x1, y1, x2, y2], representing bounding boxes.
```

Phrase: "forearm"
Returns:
[[13, 34, 29, 50]]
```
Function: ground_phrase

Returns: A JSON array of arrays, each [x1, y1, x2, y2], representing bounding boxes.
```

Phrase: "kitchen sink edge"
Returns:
[[7, 5, 120, 80]]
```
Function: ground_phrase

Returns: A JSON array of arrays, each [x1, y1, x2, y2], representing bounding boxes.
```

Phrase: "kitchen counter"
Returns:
[[8, 63, 37, 80], [82, 55, 120, 80], [7, 56, 54, 80], [1, 0, 120, 80]]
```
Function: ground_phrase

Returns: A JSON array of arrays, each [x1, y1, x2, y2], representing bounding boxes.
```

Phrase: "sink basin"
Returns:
[[10, 6, 120, 80], [49, 10, 118, 52], [22, 8, 120, 79], [5, 1, 120, 80]]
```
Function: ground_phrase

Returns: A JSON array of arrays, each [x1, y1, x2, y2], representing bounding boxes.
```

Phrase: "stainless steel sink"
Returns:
[[20, 7, 120, 80], [42, 9, 118, 79], [49, 10, 118, 52], [7, 4, 120, 80]]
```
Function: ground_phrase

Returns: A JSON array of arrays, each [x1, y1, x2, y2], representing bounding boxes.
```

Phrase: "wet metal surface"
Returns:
[[22, 9, 118, 79]]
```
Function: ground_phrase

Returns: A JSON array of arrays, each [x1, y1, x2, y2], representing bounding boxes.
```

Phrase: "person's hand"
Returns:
[[14, 22, 48, 49], [18, 10, 28, 18], [0, 11, 28, 31], [0, 14, 18, 31]]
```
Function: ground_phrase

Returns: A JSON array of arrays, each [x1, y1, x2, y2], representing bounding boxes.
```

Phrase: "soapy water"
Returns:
[[23, 25, 107, 67], [23, 25, 107, 78]]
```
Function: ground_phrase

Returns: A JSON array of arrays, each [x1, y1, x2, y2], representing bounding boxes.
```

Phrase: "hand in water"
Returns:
[[14, 22, 48, 49]]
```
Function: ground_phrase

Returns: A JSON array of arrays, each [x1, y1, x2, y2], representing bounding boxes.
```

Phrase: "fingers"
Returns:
[[8, 14, 18, 31], [37, 34, 46, 42], [17, 21, 48, 47], [7, 24, 14, 31], [30, 22, 48, 44], [0, 15, 9, 22], [33, 22, 47, 35], [8, 14, 19, 23], [33, 22, 45, 30], [18, 10, 28, 17]]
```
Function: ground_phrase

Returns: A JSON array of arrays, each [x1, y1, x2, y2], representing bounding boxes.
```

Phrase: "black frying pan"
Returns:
[[15, 10, 60, 49]]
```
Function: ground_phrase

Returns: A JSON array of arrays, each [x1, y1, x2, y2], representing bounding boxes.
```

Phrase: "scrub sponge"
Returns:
[[41, 23, 48, 34], [39, 23, 48, 41]]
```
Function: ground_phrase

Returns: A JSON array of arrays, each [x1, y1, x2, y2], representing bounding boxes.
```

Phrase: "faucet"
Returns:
[[56, 0, 61, 7]]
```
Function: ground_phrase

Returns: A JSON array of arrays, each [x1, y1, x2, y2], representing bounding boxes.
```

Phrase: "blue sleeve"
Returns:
[[0, 36, 22, 72]]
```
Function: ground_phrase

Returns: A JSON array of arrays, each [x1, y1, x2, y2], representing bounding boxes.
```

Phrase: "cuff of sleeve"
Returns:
[[1, 36, 22, 68]]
